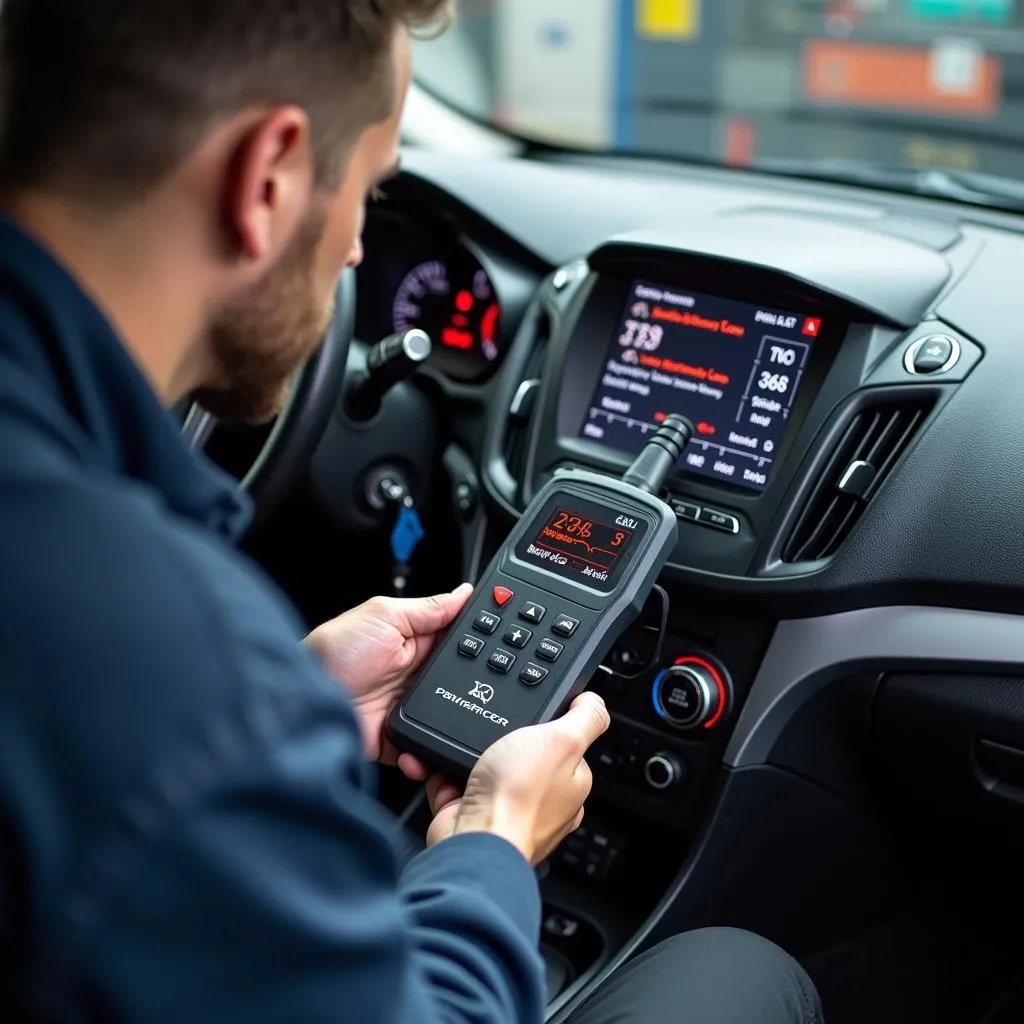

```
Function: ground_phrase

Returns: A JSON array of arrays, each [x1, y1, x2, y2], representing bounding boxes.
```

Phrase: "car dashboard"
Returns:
[[320, 147, 1024, 1018]]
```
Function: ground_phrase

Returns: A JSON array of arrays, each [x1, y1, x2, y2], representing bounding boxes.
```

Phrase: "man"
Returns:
[[0, 1, 823, 1021]]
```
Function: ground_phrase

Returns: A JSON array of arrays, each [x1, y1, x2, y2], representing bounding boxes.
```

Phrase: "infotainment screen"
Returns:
[[580, 280, 822, 493]]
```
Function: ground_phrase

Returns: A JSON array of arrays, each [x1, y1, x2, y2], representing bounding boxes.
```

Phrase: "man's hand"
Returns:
[[306, 583, 474, 777], [425, 692, 611, 865]]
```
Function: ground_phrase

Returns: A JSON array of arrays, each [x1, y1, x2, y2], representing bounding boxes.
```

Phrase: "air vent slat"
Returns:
[[817, 500, 862, 560], [789, 493, 846, 564], [782, 397, 933, 564], [863, 409, 926, 502], [784, 414, 865, 551], [862, 411, 906, 466]]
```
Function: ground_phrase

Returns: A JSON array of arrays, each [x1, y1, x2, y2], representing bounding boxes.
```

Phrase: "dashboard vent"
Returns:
[[783, 399, 932, 564]]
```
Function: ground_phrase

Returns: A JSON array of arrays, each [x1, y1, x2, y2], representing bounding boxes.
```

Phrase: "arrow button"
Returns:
[[519, 603, 546, 625]]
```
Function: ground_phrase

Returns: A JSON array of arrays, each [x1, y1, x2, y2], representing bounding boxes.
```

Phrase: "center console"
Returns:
[[477, 215, 984, 828], [471, 213, 984, 1014]]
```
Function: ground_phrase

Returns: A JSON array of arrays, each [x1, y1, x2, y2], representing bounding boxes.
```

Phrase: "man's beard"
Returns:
[[193, 210, 335, 425]]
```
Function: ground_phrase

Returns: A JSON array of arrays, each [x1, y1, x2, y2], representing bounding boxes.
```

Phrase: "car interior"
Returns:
[[192, 5, 1024, 1022]]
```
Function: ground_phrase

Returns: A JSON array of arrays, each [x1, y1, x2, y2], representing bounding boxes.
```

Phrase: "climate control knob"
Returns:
[[644, 752, 686, 792], [652, 659, 726, 731]]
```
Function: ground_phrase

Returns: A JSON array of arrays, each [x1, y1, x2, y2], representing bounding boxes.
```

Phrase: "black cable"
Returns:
[[608, 583, 669, 681]]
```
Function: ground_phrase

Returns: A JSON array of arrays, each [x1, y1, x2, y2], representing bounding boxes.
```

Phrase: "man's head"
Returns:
[[0, 0, 450, 421]]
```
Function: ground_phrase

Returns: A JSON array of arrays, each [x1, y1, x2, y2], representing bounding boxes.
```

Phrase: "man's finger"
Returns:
[[558, 692, 611, 755], [425, 773, 463, 814], [426, 801, 462, 848], [397, 752, 429, 782], [397, 583, 473, 636]]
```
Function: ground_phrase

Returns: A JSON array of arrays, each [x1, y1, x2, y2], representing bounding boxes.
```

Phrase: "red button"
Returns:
[[492, 586, 514, 607]]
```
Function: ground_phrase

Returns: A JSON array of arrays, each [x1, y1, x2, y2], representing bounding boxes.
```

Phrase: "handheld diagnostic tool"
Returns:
[[387, 415, 694, 781]]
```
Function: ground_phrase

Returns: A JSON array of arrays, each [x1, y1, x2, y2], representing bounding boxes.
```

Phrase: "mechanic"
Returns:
[[0, 2, 823, 1022]]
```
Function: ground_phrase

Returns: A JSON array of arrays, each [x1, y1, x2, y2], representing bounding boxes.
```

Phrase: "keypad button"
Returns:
[[473, 610, 501, 635], [488, 649, 516, 675], [520, 662, 549, 687], [493, 586, 514, 607], [536, 638, 564, 663], [671, 500, 701, 522], [552, 615, 580, 638], [696, 508, 740, 535], [504, 625, 533, 649], [520, 603, 546, 624], [457, 635, 485, 659]]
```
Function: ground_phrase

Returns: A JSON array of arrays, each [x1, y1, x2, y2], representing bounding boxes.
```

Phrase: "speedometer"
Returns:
[[394, 260, 451, 332]]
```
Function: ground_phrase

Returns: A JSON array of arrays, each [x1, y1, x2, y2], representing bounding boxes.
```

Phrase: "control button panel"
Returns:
[[553, 821, 626, 882], [588, 718, 691, 804], [433, 581, 589, 691], [670, 498, 741, 535], [398, 575, 600, 759], [591, 728, 640, 775]]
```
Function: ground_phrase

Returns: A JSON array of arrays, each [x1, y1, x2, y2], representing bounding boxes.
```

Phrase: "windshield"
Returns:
[[415, 0, 1022, 182]]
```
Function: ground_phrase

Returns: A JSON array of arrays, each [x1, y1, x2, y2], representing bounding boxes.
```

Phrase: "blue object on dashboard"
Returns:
[[391, 505, 425, 565]]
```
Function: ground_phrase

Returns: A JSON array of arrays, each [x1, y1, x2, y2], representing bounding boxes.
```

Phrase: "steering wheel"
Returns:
[[181, 270, 356, 523]]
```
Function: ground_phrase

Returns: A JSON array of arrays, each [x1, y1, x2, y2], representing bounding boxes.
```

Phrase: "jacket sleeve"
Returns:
[[38, 652, 546, 1024], [397, 836, 547, 1022]]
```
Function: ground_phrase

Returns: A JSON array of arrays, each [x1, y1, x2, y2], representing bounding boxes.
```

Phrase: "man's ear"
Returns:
[[225, 106, 315, 265]]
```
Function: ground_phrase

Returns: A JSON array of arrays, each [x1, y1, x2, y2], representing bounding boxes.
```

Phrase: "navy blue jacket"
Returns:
[[0, 218, 545, 1022]]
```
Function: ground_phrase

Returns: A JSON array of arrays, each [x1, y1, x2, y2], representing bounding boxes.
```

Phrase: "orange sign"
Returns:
[[804, 40, 1001, 119]]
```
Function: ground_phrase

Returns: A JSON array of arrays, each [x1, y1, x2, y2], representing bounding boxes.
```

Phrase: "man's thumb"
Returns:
[[402, 583, 473, 634], [560, 692, 611, 751]]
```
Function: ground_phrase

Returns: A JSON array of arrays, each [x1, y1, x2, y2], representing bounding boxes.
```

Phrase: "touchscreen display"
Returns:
[[581, 280, 821, 493], [515, 496, 648, 592]]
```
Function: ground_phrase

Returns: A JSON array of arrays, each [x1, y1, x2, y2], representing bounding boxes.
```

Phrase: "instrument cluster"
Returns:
[[355, 204, 505, 383]]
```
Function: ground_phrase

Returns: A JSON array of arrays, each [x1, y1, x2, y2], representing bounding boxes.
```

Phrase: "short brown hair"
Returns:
[[0, 0, 450, 204]]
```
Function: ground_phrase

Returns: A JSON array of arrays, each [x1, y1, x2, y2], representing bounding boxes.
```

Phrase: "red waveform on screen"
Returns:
[[537, 528, 619, 570]]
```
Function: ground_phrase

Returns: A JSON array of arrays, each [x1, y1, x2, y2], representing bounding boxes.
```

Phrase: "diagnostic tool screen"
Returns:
[[515, 496, 648, 592], [581, 280, 821, 493]]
